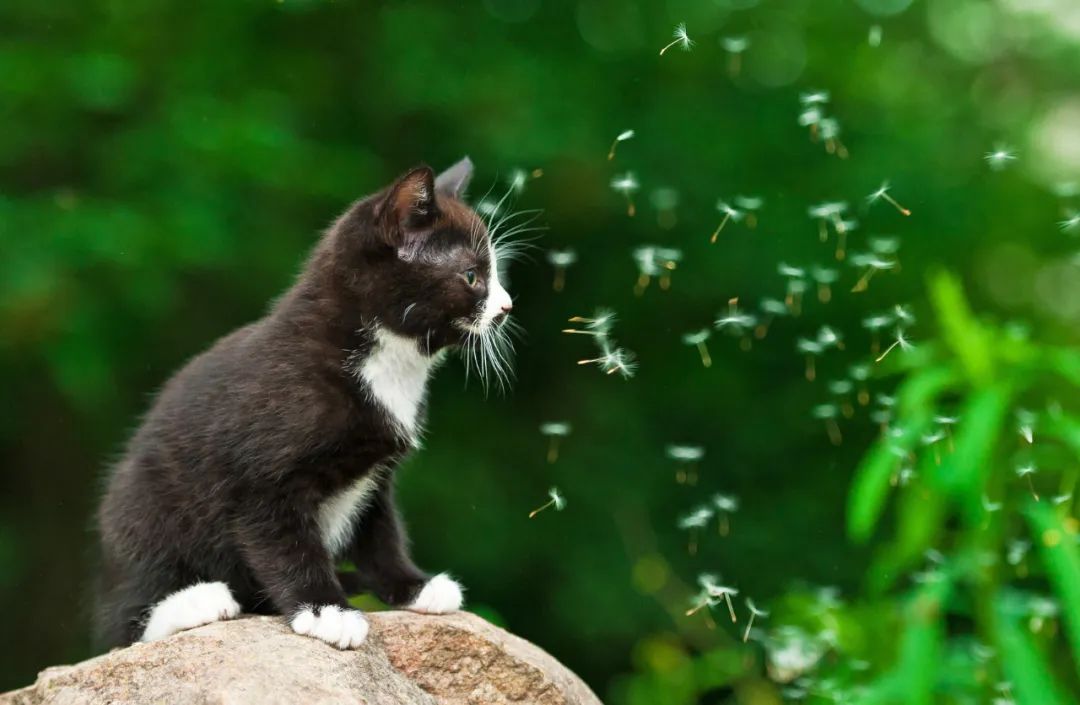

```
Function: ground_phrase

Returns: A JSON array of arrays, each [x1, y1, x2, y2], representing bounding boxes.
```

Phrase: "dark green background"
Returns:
[[2, 0, 1079, 701]]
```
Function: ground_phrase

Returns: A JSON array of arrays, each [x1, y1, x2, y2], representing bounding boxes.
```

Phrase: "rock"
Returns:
[[1, 611, 602, 705]]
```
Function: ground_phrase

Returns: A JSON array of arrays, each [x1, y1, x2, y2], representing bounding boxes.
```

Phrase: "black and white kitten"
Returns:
[[95, 158, 515, 650]]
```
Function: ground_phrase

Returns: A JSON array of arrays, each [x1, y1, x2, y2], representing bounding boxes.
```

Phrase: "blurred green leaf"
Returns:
[[994, 591, 1071, 705], [928, 271, 993, 384], [1026, 503, 1080, 670]]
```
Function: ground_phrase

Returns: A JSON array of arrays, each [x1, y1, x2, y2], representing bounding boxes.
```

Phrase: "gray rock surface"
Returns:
[[1, 611, 602, 705]]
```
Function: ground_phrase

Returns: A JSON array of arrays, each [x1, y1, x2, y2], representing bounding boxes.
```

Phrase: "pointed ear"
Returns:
[[378, 165, 437, 236], [434, 156, 474, 198]]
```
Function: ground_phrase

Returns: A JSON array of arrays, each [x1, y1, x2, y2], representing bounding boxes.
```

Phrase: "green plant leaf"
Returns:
[[994, 591, 1071, 705], [928, 271, 993, 384], [1027, 503, 1080, 670]]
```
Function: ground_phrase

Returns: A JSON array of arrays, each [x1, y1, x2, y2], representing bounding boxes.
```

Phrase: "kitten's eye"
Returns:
[[463, 269, 478, 287]]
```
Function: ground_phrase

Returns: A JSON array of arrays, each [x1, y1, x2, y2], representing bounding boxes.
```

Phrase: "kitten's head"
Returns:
[[335, 158, 519, 388]]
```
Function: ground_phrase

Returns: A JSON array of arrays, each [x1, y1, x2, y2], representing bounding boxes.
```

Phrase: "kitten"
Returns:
[[95, 158, 515, 649]]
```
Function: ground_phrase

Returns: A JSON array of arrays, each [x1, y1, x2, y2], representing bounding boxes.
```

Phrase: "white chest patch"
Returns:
[[354, 327, 436, 446], [318, 470, 383, 556]]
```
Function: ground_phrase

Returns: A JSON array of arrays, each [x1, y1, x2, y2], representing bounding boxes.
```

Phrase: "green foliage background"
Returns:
[[2, 0, 1079, 701]]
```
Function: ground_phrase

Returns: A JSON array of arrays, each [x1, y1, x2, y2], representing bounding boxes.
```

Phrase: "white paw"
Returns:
[[141, 581, 241, 642], [407, 573, 464, 614], [291, 605, 369, 649]]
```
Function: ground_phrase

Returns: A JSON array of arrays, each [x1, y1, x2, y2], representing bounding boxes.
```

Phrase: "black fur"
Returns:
[[95, 159, 497, 647]]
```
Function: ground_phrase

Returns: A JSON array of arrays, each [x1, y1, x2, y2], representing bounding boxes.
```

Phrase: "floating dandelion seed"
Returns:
[[797, 338, 825, 381], [828, 379, 855, 418], [539, 422, 571, 464], [655, 247, 682, 290], [985, 144, 1017, 171], [744, 599, 769, 642], [922, 430, 947, 464], [546, 249, 577, 292], [849, 363, 871, 405], [982, 495, 1003, 513], [650, 187, 680, 229], [711, 494, 738, 535], [869, 236, 901, 255], [528, 486, 566, 518], [867, 181, 911, 216], [1016, 464, 1039, 501], [1052, 493, 1072, 506], [607, 129, 635, 161], [659, 22, 694, 56], [610, 172, 639, 216], [720, 36, 750, 76], [685, 573, 720, 620], [734, 195, 764, 228], [578, 343, 637, 379], [816, 325, 843, 350], [811, 266, 839, 303], [756, 297, 789, 338], [893, 304, 915, 327], [808, 202, 846, 243], [682, 329, 713, 368], [862, 313, 893, 354], [850, 252, 897, 292], [667, 444, 704, 485], [476, 199, 501, 218], [818, 117, 849, 159], [1028, 596, 1059, 633], [677, 507, 713, 555], [632, 246, 660, 295], [1060, 210, 1080, 234], [715, 298, 758, 350], [869, 24, 883, 47], [1016, 408, 1035, 444], [687, 574, 739, 622], [812, 404, 843, 445], [875, 328, 913, 363], [710, 200, 744, 242], [800, 91, 830, 106], [507, 167, 542, 194], [564, 307, 617, 339], [778, 263, 808, 314], [1007, 539, 1030, 567]]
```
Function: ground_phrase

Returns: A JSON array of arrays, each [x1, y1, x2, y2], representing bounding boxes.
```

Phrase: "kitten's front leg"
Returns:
[[233, 497, 369, 649], [347, 480, 464, 614]]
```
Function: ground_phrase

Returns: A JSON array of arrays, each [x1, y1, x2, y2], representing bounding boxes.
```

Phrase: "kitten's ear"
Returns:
[[434, 156, 474, 199], [378, 165, 437, 237]]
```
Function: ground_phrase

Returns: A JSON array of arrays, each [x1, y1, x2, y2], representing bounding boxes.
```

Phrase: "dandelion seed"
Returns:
[[1028, 596, 1059, 633], [659, 22, 694, 56], [1060, 210, 1080, 234], [982, 495, 1003, 513], [682, 329, 713, 368], [655, 247, 682, 290], [828, 379, 855, 418], [744, 599, 769, 642], [985, 144, 1017, 171], [1016, 408, 1035, 445], [816, 325, 843, 350], [875, 328, 913, 363], [779, 263, 808, 315], [1052, 493, 1072, 507], [667, 444, 704, 485], [1015, 463, 1039, 501], [800, 91, 830, 107], [869, 236, 901, 255], [546, 249, 577, 292], [756, 297, 789, 338], [867, 181, 911, 216], [819, 117, 849, 159], [797, 338, 825, 381], [711, 493, 738, 535], [632, 246, 660, 295], [808, 202, 848, 243], [893, 304, 916, 326], [721, 36, 750, 76], [686, 573, 724, 619], [528, 486, 566, 518], [849, 363, 872, 405], [1007, 540, 1030, 566], [862, 314, 893, 355], [812, 404, 843, 445], [734, 195, 763, 228], [578, 343, 638, 379], [539, 422, 571, 464], [715, 298, 758, 350], [702, 577, 739, 623], [710, 200, 744, 243], [564, 307, 617, 339], [611, 172, 639, 216], [811, 266, 839, 303], [868, 24, 882, 47], [850, 252, 897, 292], [607, 129, 635, 161], [651, 187, 680, 229], [476, 199, 501, 218], [678, 507, 713, 554]]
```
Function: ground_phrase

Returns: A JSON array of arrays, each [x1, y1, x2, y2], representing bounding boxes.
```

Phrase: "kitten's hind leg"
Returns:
[[140, 581, 241, 642]]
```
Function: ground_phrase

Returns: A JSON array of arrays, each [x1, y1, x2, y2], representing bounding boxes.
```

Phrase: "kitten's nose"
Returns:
[[500, 302, 513, 314]]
